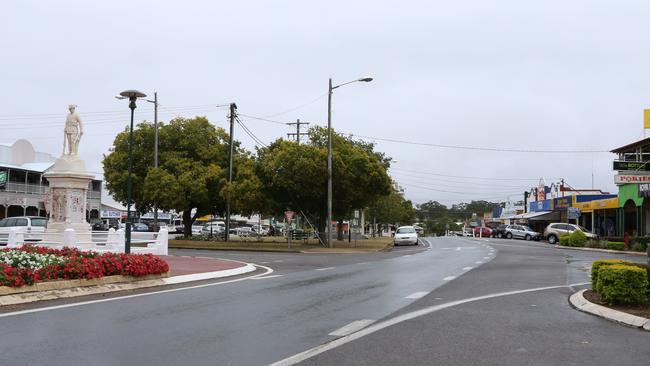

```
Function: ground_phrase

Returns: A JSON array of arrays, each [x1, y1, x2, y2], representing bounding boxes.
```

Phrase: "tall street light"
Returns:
[[144, 92, 159, 230], [118, 89, 147, 254], [327, 76, 373, 248]]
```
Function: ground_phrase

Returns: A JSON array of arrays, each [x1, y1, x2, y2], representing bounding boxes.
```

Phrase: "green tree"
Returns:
[[103, 116, 260, 236], [256, 127, 392, 238], [367, 184, 416, 236]]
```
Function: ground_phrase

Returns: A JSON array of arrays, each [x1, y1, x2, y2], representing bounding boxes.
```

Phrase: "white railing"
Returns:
[[0, 228, 168, 255]]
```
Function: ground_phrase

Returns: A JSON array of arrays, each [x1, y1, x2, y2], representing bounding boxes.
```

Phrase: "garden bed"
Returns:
[[583, 289, 650, 319], [0, 246, 169, 289]]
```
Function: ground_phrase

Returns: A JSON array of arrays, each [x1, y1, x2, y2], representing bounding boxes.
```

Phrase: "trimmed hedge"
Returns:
[[591, 259, 632, 288], [629, 263, 650, 293], [559, 234, 570, 246], [568, 230, 587, 247], [597, 264, 648, 304], [606, 241, 626, 251]]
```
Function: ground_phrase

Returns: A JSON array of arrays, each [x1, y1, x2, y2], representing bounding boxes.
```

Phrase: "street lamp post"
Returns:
[[119, 89, 147, 254], [326, 76, 373, 248], [145, 92, 159, 230]]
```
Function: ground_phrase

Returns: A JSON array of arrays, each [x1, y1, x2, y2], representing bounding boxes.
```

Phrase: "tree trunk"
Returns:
[[183, 210, 193, 237]]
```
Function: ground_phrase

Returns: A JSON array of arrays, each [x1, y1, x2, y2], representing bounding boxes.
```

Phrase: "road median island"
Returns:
[[169, 237, 394, 253], [0, 254, 254, 306], [570, 289, 650, 331]]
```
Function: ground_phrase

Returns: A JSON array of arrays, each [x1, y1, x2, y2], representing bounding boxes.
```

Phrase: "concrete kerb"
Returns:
[[569, 289, 650, 331], [0, 263, 256, 307], [553, 245, 648, 256]]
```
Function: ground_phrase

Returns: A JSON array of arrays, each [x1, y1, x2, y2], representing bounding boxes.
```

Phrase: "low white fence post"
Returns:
[[115, 228, 126, 253], [157, 228, 168, 256], [7, 228, 23, 248], [63, 228, 76, 247]]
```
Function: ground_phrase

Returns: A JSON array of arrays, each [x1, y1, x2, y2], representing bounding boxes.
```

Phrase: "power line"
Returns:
[[390, 167, 550, 181], [350, 134, 608, 154], [398, 181, 524, 196], [236, 117, 268, 148], [391, 172, 532, 189]]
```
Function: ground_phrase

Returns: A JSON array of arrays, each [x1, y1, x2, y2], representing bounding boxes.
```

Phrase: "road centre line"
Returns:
[[475, 261, 483, 264], [462, 267, 473, 271], [315, 267, 335, 271], [443, 276, 456, 281], [270, 282, 591, 366], [405, 291, 429, 299], [0, 262, 273, 318]]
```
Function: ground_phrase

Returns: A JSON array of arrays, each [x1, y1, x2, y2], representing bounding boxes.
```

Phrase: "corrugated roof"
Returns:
[[610, 137, 650, 154]]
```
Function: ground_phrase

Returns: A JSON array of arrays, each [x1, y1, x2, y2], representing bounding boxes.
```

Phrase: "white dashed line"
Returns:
[[316, 267, 335, 271], [455, 247, 461, 251], [475, 261, 483, 264], [443, 276, 456, 281], [405, 291, 429, 299], [251, 274, 284, 280], [328, 320, 375, 337], [356, 262, 368, 265], [462, 267, 473, 271]]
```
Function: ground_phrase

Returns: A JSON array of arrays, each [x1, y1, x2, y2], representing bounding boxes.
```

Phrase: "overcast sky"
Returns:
[[2, 1, 649, 206]]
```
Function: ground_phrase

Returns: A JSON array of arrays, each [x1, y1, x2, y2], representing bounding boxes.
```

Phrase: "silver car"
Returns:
[[504, 224, 541, 241]]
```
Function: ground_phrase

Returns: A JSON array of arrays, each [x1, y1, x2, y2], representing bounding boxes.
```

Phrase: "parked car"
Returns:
[[491, 224, 508, 238], [0, 216, 48, 241], [473, 227, 492, 237], [132, 223, 150, 232], [543, 223, 598, 244], [201, 221, 225, 235], [394, 226, 418, 246], [504, 224, 541, 241]]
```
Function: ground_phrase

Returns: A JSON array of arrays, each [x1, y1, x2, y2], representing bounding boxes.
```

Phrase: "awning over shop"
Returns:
[[510, 211, 560, 221]]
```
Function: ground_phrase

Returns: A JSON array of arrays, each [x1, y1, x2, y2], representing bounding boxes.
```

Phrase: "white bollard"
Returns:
[[63, 228, 76, 247], [7, 228, 22, 248], [107, 228, 117, 244], [115, 228, 126, 253], [157, 228, 169, 256]]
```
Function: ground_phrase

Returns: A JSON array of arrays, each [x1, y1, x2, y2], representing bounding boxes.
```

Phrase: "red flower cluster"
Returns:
[[0, 247, 169, 288]]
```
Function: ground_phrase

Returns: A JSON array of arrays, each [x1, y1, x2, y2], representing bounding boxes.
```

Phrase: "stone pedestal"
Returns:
[[43, 155, 93, 244]]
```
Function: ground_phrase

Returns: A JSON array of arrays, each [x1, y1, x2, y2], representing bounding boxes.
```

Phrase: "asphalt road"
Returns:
[[0, 237, 648, 365]]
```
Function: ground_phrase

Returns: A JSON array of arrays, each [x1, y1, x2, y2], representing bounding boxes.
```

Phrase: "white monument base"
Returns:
[[43, 155, 94, 245]]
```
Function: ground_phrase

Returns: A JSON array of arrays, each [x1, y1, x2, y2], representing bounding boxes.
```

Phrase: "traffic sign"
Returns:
[[284, 211, 295, 225]]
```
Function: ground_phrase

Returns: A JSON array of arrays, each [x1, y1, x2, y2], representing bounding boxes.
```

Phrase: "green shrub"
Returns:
[[606, 241, 625, 251], [591, 259, 632, 288], [629, 263, 650, 293], [631, 242, 647, 252], [597, 265, 648, 304], [559, 233, 571, 246], [568, 230, 587, 247]]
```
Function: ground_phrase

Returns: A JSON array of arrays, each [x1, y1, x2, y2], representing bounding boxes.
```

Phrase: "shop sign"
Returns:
[[101, 210, 121, 218], [639, 183, 650, 198], [614, 174, 650, 184], [553, 197, 571, 210], [568, 207, 581, 219], [613, 161, 650, 171]]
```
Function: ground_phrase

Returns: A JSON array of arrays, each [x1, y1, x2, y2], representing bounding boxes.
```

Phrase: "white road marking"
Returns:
[[270, 282, 591, 366], [405, 291, 429, 299], [462, 267, 473, 271], [328, 319, 375, 337], [455, 247, 461, 251], [316, 267, 335, 271], [251, 274, 284, 280], [483, 257, 490, 260], [260, 261, 272, 264], [356, 262, 368, 265], [443, 276, 456, 281], [0, 263, 274, 318], [475, 261, 483, 264], [273, 260, 284, 263]]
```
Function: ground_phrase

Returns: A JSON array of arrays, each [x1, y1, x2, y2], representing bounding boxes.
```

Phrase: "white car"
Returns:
[[394, 226, 418, 246], [0, 216, 48, 241], [201, 222, 225, 235]]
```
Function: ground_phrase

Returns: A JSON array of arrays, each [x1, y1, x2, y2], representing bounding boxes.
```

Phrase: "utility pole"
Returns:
[[286, 119, 310, 143], [225, 103, 237, 242]]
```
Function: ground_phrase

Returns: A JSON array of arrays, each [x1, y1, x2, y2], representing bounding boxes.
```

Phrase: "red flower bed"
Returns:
[[0, 246, 169, 288]]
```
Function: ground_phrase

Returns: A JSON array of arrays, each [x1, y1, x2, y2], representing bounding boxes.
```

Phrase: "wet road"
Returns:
[[0, 237, 491, 365]]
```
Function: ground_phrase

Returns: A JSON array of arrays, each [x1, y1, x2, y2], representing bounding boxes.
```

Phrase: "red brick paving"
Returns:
[[159, 255, 246, 276]]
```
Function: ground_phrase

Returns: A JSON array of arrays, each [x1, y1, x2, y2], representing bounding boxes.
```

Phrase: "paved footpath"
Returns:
[[161, 255, 248, 276]]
